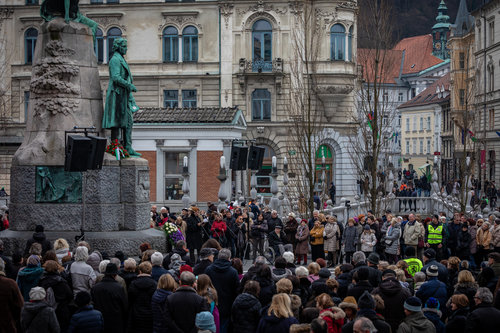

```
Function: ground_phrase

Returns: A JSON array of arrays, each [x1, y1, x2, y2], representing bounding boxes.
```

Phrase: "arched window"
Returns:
[[94, 28, 104, 63], [252, 89, 271, 121], [163, 26, 179, 62], [348, 26, 353, 61], [255, 145, 276, 196], [252, 20, 272, 72], [182, 26, 198, 62], [107, 27, 122, 61], [24, 28, 38, 64], [331, 24, 346, 61]]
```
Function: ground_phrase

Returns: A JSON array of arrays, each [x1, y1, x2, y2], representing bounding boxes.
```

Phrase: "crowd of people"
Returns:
[[1, 201, 500, 333]]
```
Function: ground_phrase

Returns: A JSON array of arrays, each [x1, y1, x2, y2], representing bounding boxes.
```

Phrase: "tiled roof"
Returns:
[[357, 49, 404, 84], [393, 35, 444, 74], [398, 72, 450, 109], [133, 106, 239, 124]]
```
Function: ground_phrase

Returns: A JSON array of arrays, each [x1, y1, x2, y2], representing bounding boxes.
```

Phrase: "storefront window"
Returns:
[[164, 151, 187, 200]]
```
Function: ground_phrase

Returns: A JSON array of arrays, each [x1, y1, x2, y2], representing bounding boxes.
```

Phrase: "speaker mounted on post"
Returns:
[[247, 146, 265, 170]]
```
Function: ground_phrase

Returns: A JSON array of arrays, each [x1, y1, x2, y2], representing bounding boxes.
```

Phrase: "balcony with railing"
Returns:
[[237, 58, 284, 93]]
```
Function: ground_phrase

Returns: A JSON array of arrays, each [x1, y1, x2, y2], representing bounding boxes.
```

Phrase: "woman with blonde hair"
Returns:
[[197, 274, 220, 333], [307, 262, 321, 283], [152, 274, 177, 333], [53, 238, 71, 264], [257, 293, 298, 333], [453, 269, 478, 306], [445, 294, 469, 333]]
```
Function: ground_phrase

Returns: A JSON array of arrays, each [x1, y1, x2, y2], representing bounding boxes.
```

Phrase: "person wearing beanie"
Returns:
[[180, 264, 193, 274], [23, 225, 53, 256], [339, 296, 358, 323], [16, 254, 44, 301], [193, 248, 215, 276], [20, 287, 60, 333], [397, 296, 436, 333], [151, 252, 169, 282], [403, 246, 423, 277], [421, 248, 448, 283], [196, 311, 217, 333], [68, 291, 104, 333], [415, 265, 447, 310], [70, 246, 97, 297], [340, 291, 392, 333], [422, 297, 445, 333], [91, 263, 128, 333], [371, 268, 411, 332]]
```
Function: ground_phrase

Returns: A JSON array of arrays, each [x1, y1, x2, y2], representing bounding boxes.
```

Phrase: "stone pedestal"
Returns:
[[0, 19, 164, 255]]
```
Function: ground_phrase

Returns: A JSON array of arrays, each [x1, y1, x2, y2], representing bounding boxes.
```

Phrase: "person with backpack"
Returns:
[[38, 260, 73, 332]]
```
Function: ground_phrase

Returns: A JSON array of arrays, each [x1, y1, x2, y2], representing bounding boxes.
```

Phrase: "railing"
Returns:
[[238, 58, 283, 74]]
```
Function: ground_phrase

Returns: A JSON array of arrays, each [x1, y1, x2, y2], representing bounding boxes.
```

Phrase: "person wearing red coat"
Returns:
[[316, 293, 346, 333], [211, 216, 227, 239]]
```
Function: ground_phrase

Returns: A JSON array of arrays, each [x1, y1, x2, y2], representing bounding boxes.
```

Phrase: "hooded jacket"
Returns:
[[67, 305, 104, 333], [422, 308, 444, 333], [231, 292, 262, 333], [127, 275, 157, 333], [319, 307, 345, 333], [205, 259, 240, 318], [20, 301, 60, 333], [372, 277, 411, 332], [39, 272, 73, 331], [396, 311, 436, 333], [256, 312, 298, 333], [17, 265, 44, 301]]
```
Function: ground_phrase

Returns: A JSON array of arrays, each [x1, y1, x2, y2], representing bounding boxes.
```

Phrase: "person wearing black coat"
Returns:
[[91, 264, 128, 333], [127, 263, 157, 333], [371, 271, 411, 333], [231, 284, 262, 333], [422, 249, 448, 283], [24, 225, 53, 256], [68, 291, 104, 333], [205, 249, 240, 332], [38, 262, 73, 332], [253, 265, 276, 307], [341, 291, 391, 333], [151, 287, 173, 333], [164, 272, 208, 333], [346, 268, 373, 301], [465, 288, 500, 332], [350, 261, 381, 289], [186, 211, 203, 263], [336, 270, 353, 299], [445, 304, 469, 333], [193, 248, 215, 276], [456, 225, 472, 260]]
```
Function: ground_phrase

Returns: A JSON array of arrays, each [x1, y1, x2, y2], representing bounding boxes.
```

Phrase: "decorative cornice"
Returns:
[[337, 1, 358, 11], [86, 12, 125, 31], [158, 11, 202, 33], [236, 0, 287, 16], [0, 8, 14, 19], [161, 11, 199, 18]]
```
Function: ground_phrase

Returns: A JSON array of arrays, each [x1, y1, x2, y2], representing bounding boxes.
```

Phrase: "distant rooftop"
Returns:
[[133, 106, 242, 124], [398, 73, 451, 109]]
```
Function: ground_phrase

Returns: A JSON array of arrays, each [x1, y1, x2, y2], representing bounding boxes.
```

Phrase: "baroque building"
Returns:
[[0, 0, 358, 207]]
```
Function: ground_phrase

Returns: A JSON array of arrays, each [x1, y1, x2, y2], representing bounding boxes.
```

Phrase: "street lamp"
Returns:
[[181, 156, 191, 208]]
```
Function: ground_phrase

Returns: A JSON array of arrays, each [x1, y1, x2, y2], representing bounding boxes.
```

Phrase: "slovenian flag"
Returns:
[[468, 130, 477, 142]]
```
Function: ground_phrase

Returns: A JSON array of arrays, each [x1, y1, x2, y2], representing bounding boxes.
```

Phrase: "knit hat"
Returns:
[[180, 264, 193, 274], [196, 311, 216, 332], [318, 268, 331, 279], [29, 287, 46, 301], [358, 291, 376, 309], [426, 265, 439, 277], [382, 269, 396, 278], [200, 248, 214, 260], [75, 291, 91, 307], [425, 297, 440, 310], [339, 296, 358, 310], [316, 258, 327, 268], [367, 253, 380, 265], [26, 255, 40, 267], [404, 296, 422, 312], [105, 263, 118, 276], [364, 225, 371, 230], [35, 225, 44, 233], [87, 251, 103, 271], [424, 248, 436, 259], [405, 246, 416, 257]]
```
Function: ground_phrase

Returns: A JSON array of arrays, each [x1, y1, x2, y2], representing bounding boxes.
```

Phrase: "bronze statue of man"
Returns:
[[102, 38, 141, 157]]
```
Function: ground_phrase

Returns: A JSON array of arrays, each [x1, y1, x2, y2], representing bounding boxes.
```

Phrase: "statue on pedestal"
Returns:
[[41, 0, 97, 37], [102, 38, 141, 157]]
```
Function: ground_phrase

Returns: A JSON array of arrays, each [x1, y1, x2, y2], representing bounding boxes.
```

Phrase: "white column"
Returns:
[[220, 11, 234, 107], [178, 36, 182, 63]]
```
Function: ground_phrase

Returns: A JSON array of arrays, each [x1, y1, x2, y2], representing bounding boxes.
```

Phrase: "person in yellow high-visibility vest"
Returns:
[[425, 215, 446, 261]]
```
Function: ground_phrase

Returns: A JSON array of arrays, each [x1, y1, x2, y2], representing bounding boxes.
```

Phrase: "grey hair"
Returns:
[[475, 287, 493, 303], [353, 251, 366, 264], [314, 210, 320, 214], [282, 251, 294, 264], [218, 248, 231, 261], [295, 266, 309, 278], [151, 252, 163, 266], [414, 271, 426, 283], [271, 210, 277, 214], [0, 257, 4, 272], [74, 246, 89, 262], [354, 317, 378, 333], [110, 257, 121, 269], [99, 260, 110, 274], [255, 256, 266, 265], [180, 271, 196, 286]]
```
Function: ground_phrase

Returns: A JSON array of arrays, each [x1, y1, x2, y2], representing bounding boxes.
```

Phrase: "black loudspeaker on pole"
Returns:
[[230, 146, 248, 170], [65, 134, 107, 172], [248, 146, 265, 170]]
